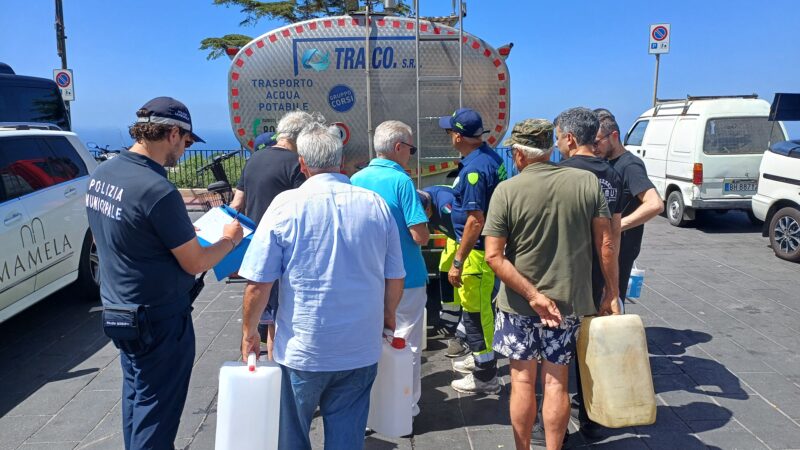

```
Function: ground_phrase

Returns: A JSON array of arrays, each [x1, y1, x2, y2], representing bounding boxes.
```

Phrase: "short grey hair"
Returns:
[[374, 120, 412, 155], [554, 107, 599, 146], [594, 108, 621, 137], [296, 122, 342, 169], [512, 143, 552, 160], [276, 111, 326, 142]]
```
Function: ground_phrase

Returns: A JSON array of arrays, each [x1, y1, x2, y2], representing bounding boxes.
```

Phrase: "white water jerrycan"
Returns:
[[215, 353, 281, 450], [367, 333, 413, 437], [577, 315, 656, 428]]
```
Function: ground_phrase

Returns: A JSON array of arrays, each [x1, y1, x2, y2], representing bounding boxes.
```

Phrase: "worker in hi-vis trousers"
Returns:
[[438, 107, 506, 395]]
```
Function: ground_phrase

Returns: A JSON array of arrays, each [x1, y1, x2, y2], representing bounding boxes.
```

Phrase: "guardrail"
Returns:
[[88, 147, 561, 188], [90, 149, 249, 189]]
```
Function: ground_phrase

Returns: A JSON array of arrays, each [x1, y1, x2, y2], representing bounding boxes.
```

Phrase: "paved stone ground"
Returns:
[[1, 210, 799, 449]]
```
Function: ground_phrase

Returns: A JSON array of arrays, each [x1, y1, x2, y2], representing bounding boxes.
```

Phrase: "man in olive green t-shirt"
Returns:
[[483, 118, 619, 450]]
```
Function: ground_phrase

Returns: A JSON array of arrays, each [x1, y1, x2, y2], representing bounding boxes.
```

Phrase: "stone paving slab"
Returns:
[[1, 212, 800, 449]]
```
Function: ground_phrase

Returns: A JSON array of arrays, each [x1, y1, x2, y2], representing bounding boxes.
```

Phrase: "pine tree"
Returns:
[[200, 0, 410, 60]]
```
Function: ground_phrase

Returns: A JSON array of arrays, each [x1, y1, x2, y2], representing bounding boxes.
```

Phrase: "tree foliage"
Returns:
[[201, 0, 410, 60], [199, 34, 256, 60]]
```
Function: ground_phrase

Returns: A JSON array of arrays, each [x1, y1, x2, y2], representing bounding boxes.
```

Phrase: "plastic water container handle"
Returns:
[[247, 352, 257, 372]]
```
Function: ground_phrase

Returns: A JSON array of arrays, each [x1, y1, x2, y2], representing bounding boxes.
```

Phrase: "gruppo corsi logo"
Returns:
[[301, 48, 330, 72]]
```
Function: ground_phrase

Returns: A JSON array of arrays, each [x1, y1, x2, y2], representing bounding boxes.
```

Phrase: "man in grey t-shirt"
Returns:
[[483, 118, 619, 450]]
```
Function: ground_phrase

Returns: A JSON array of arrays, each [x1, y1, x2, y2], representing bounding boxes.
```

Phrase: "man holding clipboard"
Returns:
[[87, 97, 243, 449]]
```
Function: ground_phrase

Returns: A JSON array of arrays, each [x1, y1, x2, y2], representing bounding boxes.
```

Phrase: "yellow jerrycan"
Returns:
[[577, 314, 657, 427]]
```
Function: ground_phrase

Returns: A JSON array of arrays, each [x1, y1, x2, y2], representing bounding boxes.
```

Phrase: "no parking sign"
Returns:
[[648, 24, 670, 54], [53, 68, 75, 101]]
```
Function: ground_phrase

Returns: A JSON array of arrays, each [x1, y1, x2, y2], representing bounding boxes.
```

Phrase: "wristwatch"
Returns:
[[452, 258, 463, 270]]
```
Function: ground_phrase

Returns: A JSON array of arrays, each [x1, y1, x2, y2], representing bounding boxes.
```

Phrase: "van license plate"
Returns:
[[724, 180, 757, 192]]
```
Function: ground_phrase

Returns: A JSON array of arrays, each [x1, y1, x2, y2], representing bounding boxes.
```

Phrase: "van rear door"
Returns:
[[698, 116, 786, 200]]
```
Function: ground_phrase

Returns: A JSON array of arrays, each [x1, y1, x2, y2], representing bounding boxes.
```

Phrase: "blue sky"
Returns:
[[2, 0, 798, 149]]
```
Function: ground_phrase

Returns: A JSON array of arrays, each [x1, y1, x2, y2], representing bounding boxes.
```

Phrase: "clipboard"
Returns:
[[194, 205, 257, 281]]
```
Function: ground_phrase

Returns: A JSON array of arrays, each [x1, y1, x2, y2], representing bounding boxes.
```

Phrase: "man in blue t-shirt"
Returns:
[[87, 97, 242, 449], [351, 120, 429, 416], [439, 108, 507, 394]]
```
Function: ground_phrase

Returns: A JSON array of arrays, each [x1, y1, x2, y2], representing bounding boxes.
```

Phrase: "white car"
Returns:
[[0, 124, 99, 323], [752, 93, 800, 262], [625, 95, 787, 226]]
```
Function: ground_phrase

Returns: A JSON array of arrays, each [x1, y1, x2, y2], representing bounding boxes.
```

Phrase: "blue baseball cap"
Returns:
[[254, 132, 277, 151], [438, 107, 486, 138], [135, 96, 205, 143]]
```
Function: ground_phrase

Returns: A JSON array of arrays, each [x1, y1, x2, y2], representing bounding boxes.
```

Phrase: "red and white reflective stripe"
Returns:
[[229, 16, 510, 150]]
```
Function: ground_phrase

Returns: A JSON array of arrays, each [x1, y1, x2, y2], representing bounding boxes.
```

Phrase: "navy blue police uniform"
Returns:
[[440, 107, 507, 386], [86, 97, 205, 450]]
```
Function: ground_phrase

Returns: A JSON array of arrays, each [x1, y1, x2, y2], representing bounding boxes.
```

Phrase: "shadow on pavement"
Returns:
[[692, 210, 762, 234], [0, 285, 109, 417]]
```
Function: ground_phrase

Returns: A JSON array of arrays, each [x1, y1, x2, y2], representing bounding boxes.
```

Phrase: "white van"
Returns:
[[625, 95, 787, 226]]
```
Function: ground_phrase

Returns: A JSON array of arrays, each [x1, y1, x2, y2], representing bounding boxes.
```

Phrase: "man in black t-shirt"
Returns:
[[554, 107, 622, 442], [87, 97, 243, 449], [558, 109, 623, 309], [229, 111, 322, 337], [593, 109, 664, 299]]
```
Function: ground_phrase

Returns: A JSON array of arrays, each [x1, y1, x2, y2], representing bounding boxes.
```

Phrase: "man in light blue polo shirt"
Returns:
[[352, 120, 429, 416]]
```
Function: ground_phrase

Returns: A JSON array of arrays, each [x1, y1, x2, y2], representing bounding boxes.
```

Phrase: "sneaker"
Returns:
[[531, 421, 568, 446], [531, 421, 545, 447], [445, 339, 470, 358], [453, 355, 476, 374], [431, 325, 455, 339], [450, 374, 501, 394]]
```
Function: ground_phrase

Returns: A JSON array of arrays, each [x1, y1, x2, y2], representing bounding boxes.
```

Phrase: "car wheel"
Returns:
[[769, 207, 800, 262], [667, 191, 688, 227], [74, 231, 100, 301]]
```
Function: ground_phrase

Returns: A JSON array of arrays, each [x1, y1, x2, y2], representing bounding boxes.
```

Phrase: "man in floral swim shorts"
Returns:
[[483, 116, 619, 450]]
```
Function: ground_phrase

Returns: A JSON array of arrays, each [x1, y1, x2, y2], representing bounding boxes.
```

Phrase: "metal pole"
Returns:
[[458, 1, 463, 107], [652, 53, 660, 107], [55, 0, 71, 122], [365, 2, 374, 159], [414, 0, 421, 186]]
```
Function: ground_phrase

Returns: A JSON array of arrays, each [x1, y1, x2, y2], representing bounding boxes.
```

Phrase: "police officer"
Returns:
[[87, 97, 243, 450], [439, 108, 507, 394]]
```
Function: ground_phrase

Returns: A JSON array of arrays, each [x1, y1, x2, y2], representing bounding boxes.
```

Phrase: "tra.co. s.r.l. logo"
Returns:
[[0, 218, 73, 291], [301, 48, 330, 72]]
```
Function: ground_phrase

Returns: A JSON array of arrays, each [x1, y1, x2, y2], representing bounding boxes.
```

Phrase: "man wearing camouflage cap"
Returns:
[[483, 119, 617, 449]]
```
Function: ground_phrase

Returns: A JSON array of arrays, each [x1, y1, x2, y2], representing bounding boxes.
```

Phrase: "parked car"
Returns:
[[0, 124, 99, 324], [0, 63, 71, 131], [625, 95, 787, 226], [752, 93, 800, 262]]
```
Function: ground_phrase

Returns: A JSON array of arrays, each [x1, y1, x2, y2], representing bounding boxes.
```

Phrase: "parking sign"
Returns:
[[648, 24, 670, 54], [53, 69, 75, 101]]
